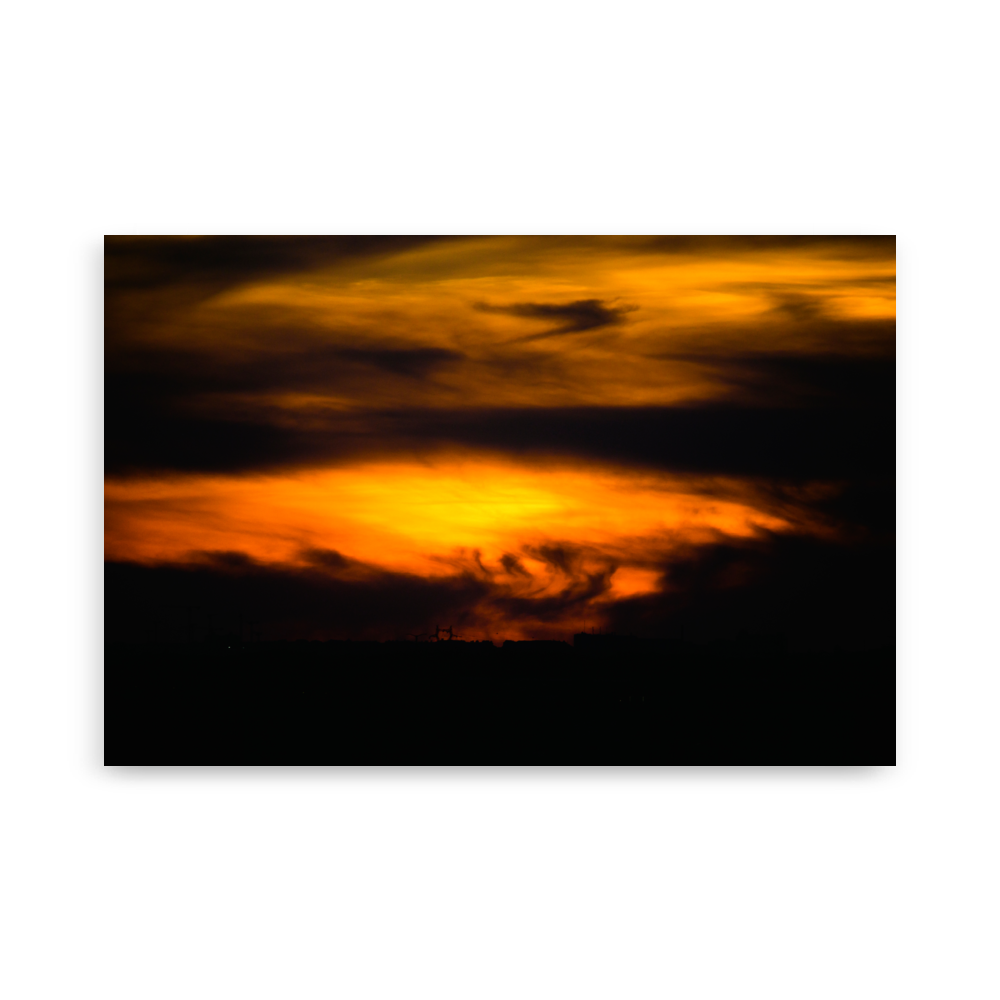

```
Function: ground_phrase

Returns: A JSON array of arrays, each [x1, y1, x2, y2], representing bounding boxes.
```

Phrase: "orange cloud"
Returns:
[[114, 236, 894, 419], [105, 456, 792, 587]]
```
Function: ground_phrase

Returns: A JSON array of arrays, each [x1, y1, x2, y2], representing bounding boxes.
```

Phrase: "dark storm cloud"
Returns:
[[526, 544, 580, 576], [475, 298, 636, 339], [104, 544, 618, 643], [105, 297, 892, 479], [334, 347, 465, 378], [105, 550, 491, 643], [106, 401, 892, 483], [300, 548, 351, 570], [681, 350, 896, 408], [104, 236, 894, 299], [107, 337, 464, 399], [603, 528, 894, 651], [104, 337, 469, 475], [104, 406, 894, 565], [419, 405, 893, 482], [637, 235, 895, 259], [105, 235, 459, 292], [499, 553, 531, 578], [104, 524, 893, 651], [489, 569, 613, 625], [766, 291, 831, 323]]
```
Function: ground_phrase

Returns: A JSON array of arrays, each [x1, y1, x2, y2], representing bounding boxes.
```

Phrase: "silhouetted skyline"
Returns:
[[106, 632, 894, 762]]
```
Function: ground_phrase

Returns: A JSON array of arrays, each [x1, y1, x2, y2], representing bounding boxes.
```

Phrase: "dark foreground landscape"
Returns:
[[104, 636, 896, 766], [106, 634, 894, 764]]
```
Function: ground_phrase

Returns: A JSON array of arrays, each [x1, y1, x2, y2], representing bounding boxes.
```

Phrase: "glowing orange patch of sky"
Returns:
[[105, 457, 791, 594]]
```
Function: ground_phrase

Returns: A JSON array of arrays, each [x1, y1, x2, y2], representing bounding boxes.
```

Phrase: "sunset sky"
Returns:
[[105, 236, 895, 645]]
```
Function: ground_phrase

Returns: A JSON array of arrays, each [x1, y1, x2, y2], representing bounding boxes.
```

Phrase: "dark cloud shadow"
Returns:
[[105, 551, 491, 644], [105, 402, 895, 488], [637, 235, 895, 259], [335, 346, 465, 377], [604, 528, 894, 651], [676, 350, 897, 409], [106, 503, 893, 652], [105, 235, 460, 293], [476, 298, 636, 340]]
